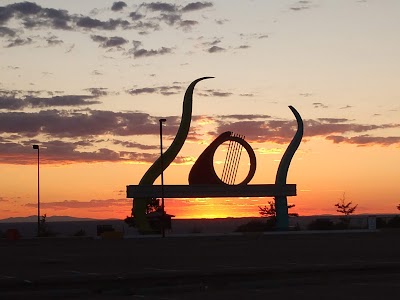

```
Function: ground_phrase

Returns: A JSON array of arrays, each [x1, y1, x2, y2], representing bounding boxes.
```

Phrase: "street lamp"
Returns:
[[159, 118, 166, 238], [32, 145, 40, 236]]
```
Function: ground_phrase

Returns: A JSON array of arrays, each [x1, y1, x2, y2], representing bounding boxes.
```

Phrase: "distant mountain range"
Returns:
[[0, 215, 118, 223]]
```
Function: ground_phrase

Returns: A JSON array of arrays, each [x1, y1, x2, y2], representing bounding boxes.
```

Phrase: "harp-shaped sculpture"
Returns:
[[188, 131, 256, 185], [126, 77, 303, 233]]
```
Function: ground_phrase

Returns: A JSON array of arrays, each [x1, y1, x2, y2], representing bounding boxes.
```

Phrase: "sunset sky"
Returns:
[[1, 0, 399, 220]]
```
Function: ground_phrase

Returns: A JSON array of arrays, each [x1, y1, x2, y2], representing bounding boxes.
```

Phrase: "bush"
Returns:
[[376, 217, 387, 229], [73, 229, 86, 237], [387, 216, 400, 228], [307, 218, 334, 230], [235, 219, 275, 232]]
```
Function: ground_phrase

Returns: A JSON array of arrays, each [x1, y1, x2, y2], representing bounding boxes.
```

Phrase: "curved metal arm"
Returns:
[[275, 106, 303, 185], [134, 77, 213, 232]]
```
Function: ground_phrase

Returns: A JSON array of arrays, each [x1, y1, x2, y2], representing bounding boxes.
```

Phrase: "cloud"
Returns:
[[6, 37, 33, 47], [198, 89, 232, 97], [46, 35, 63, 46], [212, 117, 400, 146], [0, 26, 16, 37], [111, 2, 127, 12], [85, 88, 109, 97], [144, 2, 178, 13], [90, 35, 128, 48], [129, 12, 144, 21], [75, 16, 129, 30], [340, 105, 353, 109], [181, 2, 213, 12], [179, 20, 198, 31], [313, 102, 328, 109], [25, 198, 130, 210], [326, 135, 400, 146], [127, 85, 182, 96], [0, 138, 161, 165], [207, 45, 225, 53], [131, 46, 173, 58], [0, 94, 100, 110], [113, 139, 159, 150], [0, 109, 167, 138], [290, 1, 312, 11]]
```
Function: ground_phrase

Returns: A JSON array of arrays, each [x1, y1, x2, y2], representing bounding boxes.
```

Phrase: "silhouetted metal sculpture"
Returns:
[[127, 77, 303, 233], [188, 131, 256, 185]]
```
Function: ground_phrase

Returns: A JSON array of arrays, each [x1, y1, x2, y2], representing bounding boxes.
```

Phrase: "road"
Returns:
[[1, 230, 400, 299]]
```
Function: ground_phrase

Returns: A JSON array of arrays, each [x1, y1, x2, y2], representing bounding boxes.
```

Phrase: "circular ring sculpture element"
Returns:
[[188, 131, 257, 185]]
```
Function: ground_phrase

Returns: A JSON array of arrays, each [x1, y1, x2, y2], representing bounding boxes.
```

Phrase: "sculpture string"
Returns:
[[129, 77, 303, 233], [188, 131, 256, 185]]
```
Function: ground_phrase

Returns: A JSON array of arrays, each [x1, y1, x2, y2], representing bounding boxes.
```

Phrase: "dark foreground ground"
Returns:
[[1, 230, 400, 299]]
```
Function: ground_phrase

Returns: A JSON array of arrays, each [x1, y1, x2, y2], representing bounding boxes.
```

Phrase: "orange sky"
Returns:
[[1, 1, 400, 220]]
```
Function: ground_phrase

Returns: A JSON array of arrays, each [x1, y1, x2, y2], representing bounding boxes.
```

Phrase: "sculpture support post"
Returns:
[[275, 106, 303, 230], [159, 118, 166, 238]]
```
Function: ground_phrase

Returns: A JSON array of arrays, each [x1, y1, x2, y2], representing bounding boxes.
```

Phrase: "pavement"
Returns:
[[1, 230, 400, 299]]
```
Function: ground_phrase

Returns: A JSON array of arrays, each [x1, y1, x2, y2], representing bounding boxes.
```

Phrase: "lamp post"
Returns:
[[32, 144, 40, 236], [159, 118, 166, 238]]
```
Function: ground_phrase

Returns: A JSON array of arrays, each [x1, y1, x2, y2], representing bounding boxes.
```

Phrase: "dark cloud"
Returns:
[[199, 89, 232, 97], [131, 20, 160, 31], [217, 114, 271, 120], [179, 20, 198, 30], [131, 46, 173, 58], [181, 2, 213, 12], [144, 2, 177, 13], [0, 110, 163, 138], [0, 94, 100, 110], [127, 87, 157, 95], [207, 45, 225, 53], [213, 117, 400, 146], [237, 45, 250, 49], [111, 2, 127, 12], [46, 35, 63, 46], [76, 16, 129, 30], [90, 35, 128, 48], [113, 139, 158, 150], [239, 93, 254, 97], [127, 85, 181, 96], [326, 135, 400, 146], [340, 105, 353, 109], [129, 12, 144, 21], [290, 0, 312, 11], [159, 13, 181, 25], [215, 19, 229, 25], [10, 2, 41, 15], [6, 37, 33, 47], [0, 2, 72, 30], [85, 88, 108, 97], [313, 102, 328, 109], [0, 6, 14, 25], [0, 138, 160, 165], [25, 198, 131, 210], [0, 26, 16, 37]]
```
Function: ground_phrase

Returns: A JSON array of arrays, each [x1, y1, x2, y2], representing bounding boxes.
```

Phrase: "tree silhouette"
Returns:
[[258, 199, 298, 218], [145, 198, 161, 214], [334, 193, 358, 216]]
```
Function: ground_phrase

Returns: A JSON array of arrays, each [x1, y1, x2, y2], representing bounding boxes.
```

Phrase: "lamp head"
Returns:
[[32, 145, 39, 150], [159, 118, 166, 123]]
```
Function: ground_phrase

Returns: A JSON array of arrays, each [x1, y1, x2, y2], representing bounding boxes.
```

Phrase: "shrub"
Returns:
[[235, 219, 275, 232], [73, 229, 86, 237], [307, 218, 334, 230], [376, 217, 387, 229], [387, 216, 400, 228]]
